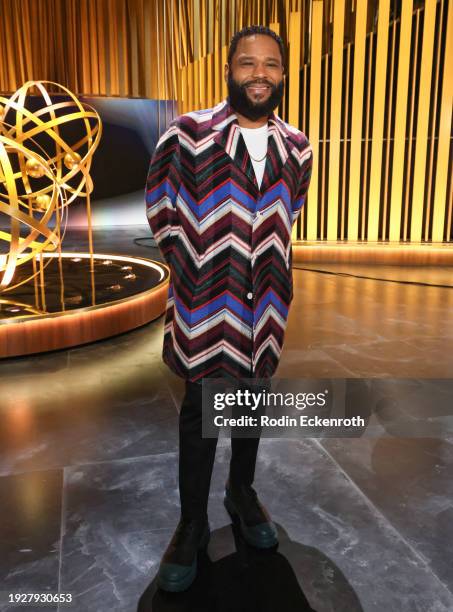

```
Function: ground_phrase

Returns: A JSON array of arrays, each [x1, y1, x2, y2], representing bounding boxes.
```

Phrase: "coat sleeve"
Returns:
[[145, 120, 181, 269], [291, 140, 313, 226]]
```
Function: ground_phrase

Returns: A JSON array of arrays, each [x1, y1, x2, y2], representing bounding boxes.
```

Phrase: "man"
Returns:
[[146, 25, 312, 592]]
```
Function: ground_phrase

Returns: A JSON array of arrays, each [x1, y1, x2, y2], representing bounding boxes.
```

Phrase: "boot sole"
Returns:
[[157, 526, 210, 592], [224, 496, 278, 549]]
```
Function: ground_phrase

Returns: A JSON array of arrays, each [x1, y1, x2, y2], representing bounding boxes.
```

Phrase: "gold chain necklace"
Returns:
[[248, 151, 267, 162]]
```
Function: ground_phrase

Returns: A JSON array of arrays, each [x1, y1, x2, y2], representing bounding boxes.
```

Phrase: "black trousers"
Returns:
[[178, 380, 262, 521]]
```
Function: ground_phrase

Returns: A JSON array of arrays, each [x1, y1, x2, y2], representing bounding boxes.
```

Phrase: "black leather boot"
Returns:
[[157, 517, 210, 592], [224, 480, 278, 548]]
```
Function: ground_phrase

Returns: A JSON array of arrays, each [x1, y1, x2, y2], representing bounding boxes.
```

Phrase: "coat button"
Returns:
[[247, 292, 253, 300]]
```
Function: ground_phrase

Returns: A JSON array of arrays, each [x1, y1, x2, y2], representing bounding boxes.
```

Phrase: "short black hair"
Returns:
[[227, 25, 286, 71]]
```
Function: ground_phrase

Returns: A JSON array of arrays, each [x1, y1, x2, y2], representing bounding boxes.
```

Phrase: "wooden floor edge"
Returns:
[[292, 243, 453, 265], [0, 282, 168, 359]]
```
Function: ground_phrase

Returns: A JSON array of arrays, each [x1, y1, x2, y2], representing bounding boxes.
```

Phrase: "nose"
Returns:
[[251, 61, 270, 80]]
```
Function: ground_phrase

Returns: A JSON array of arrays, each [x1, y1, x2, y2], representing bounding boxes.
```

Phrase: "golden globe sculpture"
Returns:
[[0, 136, 62, 288], [0, 81, 101, 291]]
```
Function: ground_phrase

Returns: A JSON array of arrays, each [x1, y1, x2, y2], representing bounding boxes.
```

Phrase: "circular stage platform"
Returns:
[[0, 253, 170, 358]]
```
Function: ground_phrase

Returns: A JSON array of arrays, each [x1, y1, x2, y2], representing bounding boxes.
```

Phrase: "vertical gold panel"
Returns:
[[307, 0, 323, 240], [230, 0, 236, 41], [144, 0, 153, 99], [382, 20, 397, 239], [367, 0, 390, 241], [199, 56, 206, 109], [170, 0, 178, 105], [289, 11, 302, 240], [321, 57, 328, 239], [433, 0, 453, 242], [214, 6, 222, 104], [424, 0, 444, 241], [288, 12, 301, 127], [269, 20, 286, 118], [108, 0, 119, 94], [79, 1, 90, 94], [361, 34, 374, 240], [179, 0, 189, 68], [156, 0, 161, 134], [199, 0, 206, 58], [188, 61, 194, 112], [340, 43, 351, 240], [447, 178, 453, 240], [238, 0, 244, 30], [87, 2, 98, 93], [411, 0, 437, 241], [300, 64, 307, 239], [221, 45, 228, 100], [0, 3, 13, 89], [193, 0, 200, 59], [149, 1, 157, 99], [194, 58, 200, 108], [318, 55, 330, 240], [206, 53, 214, 108], [207, 0, 214, 54], [403, 10, 421, 241], [220, 0, 227, 46], [184, 62, 190, 113], [180, 64, 184, 114], [389, 0, 413, 241], [302, 65, 307, 132], [347, 0, 367, 241], [327, 0, 345, 240], [96, 2, 106, 93], [119, 0, 129, 97]]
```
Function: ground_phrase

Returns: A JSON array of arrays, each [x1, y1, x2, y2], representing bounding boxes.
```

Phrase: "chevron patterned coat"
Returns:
[[146, 98, 312, 382]]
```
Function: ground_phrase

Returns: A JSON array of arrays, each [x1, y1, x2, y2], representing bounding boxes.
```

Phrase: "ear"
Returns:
[[224, 63, 229, 83]]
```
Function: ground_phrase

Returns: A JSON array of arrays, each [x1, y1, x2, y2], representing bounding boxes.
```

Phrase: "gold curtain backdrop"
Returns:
[[0, 0, 452, 243]]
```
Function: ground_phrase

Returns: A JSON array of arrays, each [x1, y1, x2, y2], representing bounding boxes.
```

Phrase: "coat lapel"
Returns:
[[212, 104, 256, 189], [259, 118, 293, 193], [212, 99, 296, 194]]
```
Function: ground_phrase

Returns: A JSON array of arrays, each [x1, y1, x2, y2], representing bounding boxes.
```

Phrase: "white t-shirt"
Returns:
[[240, 123, 268, 188]]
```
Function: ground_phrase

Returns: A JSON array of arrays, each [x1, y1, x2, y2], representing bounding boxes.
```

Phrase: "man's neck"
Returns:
[[234, 110, 269, 129]]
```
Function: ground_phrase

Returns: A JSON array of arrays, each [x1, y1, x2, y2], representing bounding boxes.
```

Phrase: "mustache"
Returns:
[[244, 80, 273, 87]]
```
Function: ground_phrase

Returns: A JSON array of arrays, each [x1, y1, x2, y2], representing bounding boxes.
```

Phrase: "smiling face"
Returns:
[[225, 34, 285, 123]]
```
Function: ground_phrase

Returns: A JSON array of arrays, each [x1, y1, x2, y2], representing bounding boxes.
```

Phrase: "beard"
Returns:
[[227, 73, 284, 121]]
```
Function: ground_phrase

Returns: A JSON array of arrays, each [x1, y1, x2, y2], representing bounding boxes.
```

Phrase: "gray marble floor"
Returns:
[[0, 226, 452, 612]]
